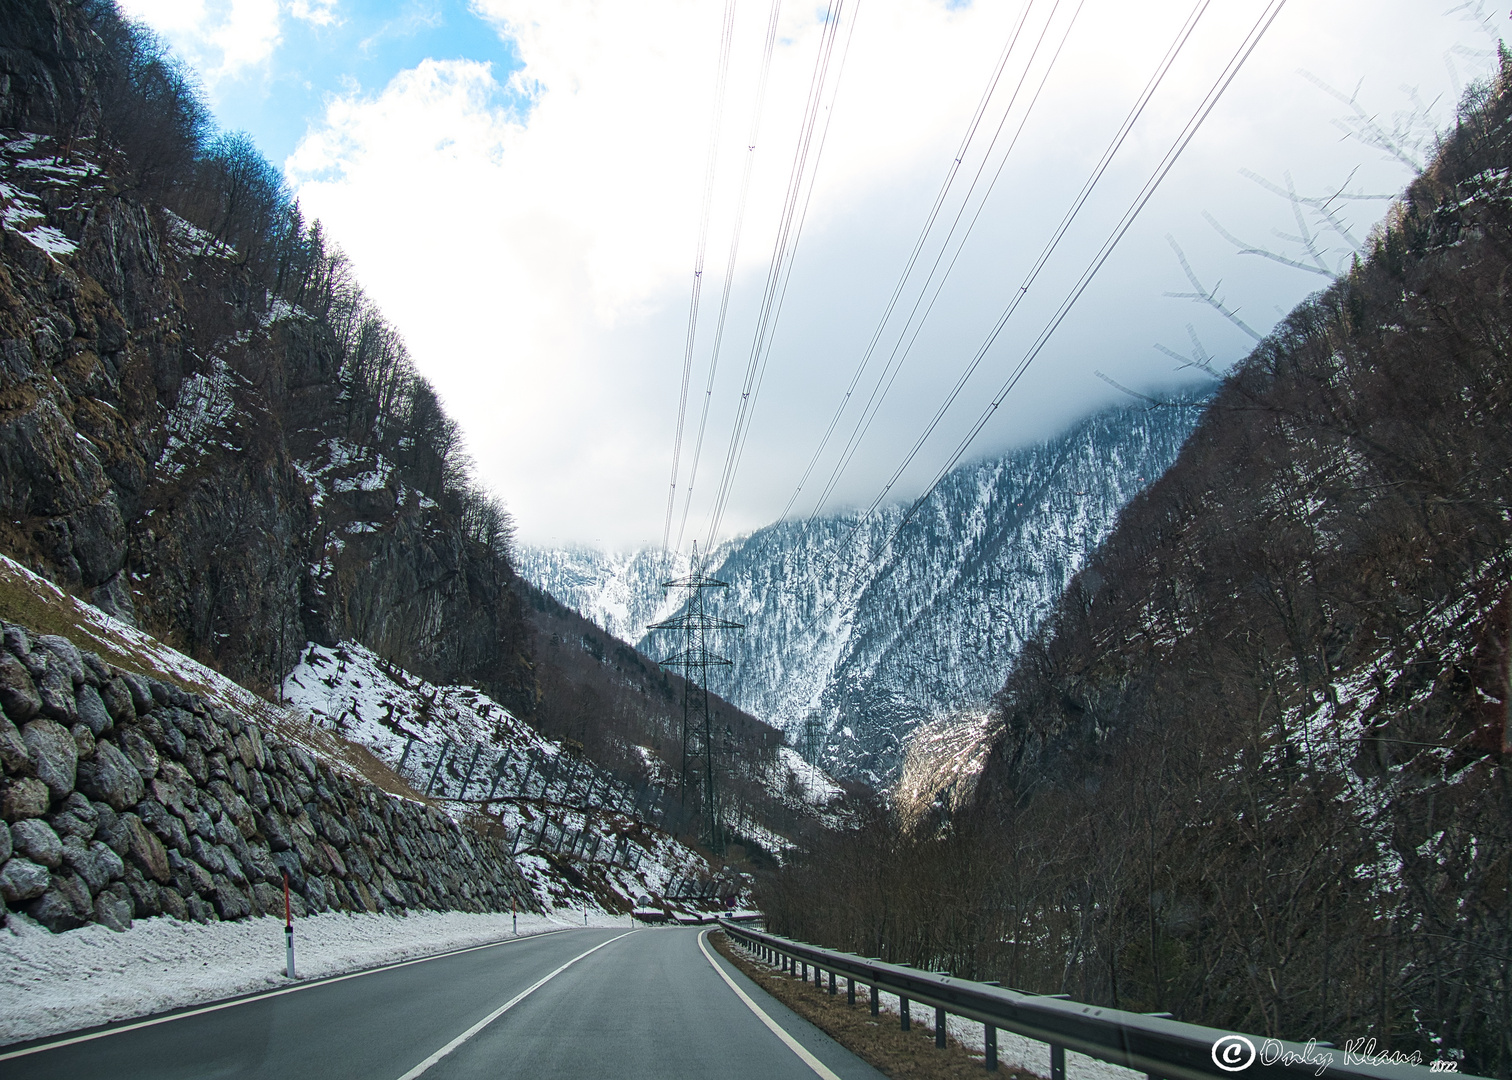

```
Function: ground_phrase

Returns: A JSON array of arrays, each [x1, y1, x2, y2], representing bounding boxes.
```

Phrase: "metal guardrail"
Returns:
[[717, 922, 1469, 1080]]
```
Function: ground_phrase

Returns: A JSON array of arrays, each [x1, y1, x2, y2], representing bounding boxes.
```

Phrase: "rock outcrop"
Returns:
[[0, 0, 531, 708]]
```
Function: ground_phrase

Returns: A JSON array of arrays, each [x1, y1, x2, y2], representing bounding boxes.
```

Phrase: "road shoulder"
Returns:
[[709, 930, 1039, 1080], [699, 929, 889, 1080]]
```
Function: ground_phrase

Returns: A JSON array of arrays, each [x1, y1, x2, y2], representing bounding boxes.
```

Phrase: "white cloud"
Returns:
[[285, 0, 1494, 548], [119, 0, 283, 82], [291, 0, 340, 28]]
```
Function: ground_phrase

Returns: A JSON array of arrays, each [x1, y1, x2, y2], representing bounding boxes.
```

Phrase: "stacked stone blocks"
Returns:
[[0, 623, 538, 932]]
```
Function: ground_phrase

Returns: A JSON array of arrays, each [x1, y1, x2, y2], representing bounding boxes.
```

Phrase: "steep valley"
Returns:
[[522, 396, 1205, 785], [0, 0, 836, 942]]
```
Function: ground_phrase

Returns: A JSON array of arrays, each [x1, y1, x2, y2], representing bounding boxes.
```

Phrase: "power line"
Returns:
[[673, 0, 786, 553], [648, 545, 744, 854], [662, 0, 740, 552], [703, 0, 854, 549], [807, 0, 1220, 574], [831, 0, 1290, 597], [803, 0, 1092, 526], [776, 0, 1042, 525]]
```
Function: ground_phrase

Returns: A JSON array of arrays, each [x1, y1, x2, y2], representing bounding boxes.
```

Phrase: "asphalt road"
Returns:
[[2, 926, 887, 1080]]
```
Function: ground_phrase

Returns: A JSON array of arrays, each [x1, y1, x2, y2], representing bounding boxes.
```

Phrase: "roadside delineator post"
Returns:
[[284, 871, 296, 979], [513, 897, 518, 935]]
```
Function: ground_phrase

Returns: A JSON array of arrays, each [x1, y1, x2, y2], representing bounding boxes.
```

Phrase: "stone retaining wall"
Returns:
[[0, 622, 537, 931]]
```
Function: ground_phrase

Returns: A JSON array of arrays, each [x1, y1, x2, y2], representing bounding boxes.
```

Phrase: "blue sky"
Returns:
[[124, 0, 529, 164], [118, 0, 1505, 548], [242, 4, 523, 164]]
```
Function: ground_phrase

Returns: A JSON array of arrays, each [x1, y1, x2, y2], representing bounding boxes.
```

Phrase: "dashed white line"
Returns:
[[395, 929, 638, 1080]]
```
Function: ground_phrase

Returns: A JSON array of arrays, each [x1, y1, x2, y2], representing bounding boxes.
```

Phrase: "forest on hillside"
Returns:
[[760, 50, 1512, 1077], [3, 0, 529, 704], [1, 0, 843, 864]]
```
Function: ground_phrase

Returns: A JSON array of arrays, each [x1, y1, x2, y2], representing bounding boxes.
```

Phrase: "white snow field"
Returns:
[[0, 906, 634, 1046]]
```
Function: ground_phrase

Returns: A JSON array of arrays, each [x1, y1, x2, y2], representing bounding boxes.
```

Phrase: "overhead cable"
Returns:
[[834, 0, 1290, 593], [662, 0, 740, 552], [776, 0, 1041, 525], [673, 0, 786, 552], [804, 0, 1090, 524], [811, 0, 1217, 567], [701, 0, 855, 549]]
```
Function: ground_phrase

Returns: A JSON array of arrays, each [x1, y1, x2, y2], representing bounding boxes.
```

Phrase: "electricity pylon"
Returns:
[[649, 544, 743, 855]]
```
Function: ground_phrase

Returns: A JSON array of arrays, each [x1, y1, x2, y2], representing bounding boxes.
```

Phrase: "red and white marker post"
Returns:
[[284, 871, 296, 979]]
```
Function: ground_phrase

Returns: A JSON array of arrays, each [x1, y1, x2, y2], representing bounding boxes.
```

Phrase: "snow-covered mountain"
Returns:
[[522, 398, 1206, 785]]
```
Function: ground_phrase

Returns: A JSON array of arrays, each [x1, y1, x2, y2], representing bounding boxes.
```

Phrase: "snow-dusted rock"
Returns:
[[21, 718, 75, 799], [0, 652, 40, 723], [0, 856, 48, 901], [10, 818, 61, 868], [76, 738, 142, 810]]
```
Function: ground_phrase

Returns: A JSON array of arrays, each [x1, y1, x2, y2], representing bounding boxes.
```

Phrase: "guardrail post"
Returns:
[[936, 1007, 947, 1048], [847, 976, 855, 1005], [870, 984, 879, 1016], [901, 997, 910, 1031], [985, 1025, 997, 1071], [815, 964, 822, 988], [1051, 1043, 1065, 1080], [829, 970, 836, 995], [801, 961, 808, 980]]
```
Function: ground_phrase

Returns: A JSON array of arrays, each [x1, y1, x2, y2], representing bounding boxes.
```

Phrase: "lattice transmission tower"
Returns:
[[649, 543, 743, 855]]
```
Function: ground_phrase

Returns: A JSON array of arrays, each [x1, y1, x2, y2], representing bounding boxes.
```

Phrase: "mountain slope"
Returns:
[[0, 0, 529, 708], [758, 57, 1512, 1071], [524, 398, 1204, 784], [0, 0, 838, 910]]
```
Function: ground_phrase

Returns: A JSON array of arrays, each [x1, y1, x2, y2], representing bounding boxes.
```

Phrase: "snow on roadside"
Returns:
[[1, 907, 633, 1046]]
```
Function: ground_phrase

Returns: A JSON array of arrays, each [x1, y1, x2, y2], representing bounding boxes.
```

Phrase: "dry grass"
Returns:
[[711, 931, 1039, 1080]]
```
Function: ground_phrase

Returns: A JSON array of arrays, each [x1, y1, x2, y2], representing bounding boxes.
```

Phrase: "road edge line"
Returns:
[[395, 929, 638, 1080], [698, 929, 844, 1080], [0, 925, 579, 1062]]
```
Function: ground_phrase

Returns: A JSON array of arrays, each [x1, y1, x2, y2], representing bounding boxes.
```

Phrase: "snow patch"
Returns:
[[0, 908, 628, 1047]]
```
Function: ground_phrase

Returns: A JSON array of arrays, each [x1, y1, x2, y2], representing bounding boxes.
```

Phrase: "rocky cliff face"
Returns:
[[0, 0, 529, 706], [524, 399, 1204, 784], [0, 618, 536, 933]]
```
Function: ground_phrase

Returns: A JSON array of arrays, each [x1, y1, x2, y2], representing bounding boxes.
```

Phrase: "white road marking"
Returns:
[[0, 927, 576, 1062], [395, 929, 638, 1080], [699, 930, 844, 1080]]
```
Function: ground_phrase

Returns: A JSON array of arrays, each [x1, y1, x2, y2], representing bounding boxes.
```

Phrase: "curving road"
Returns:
[[0, 926, 885, 1080]]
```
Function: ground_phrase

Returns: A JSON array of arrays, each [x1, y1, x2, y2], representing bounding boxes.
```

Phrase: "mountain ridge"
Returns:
[[522, 395, 1207, 784]]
